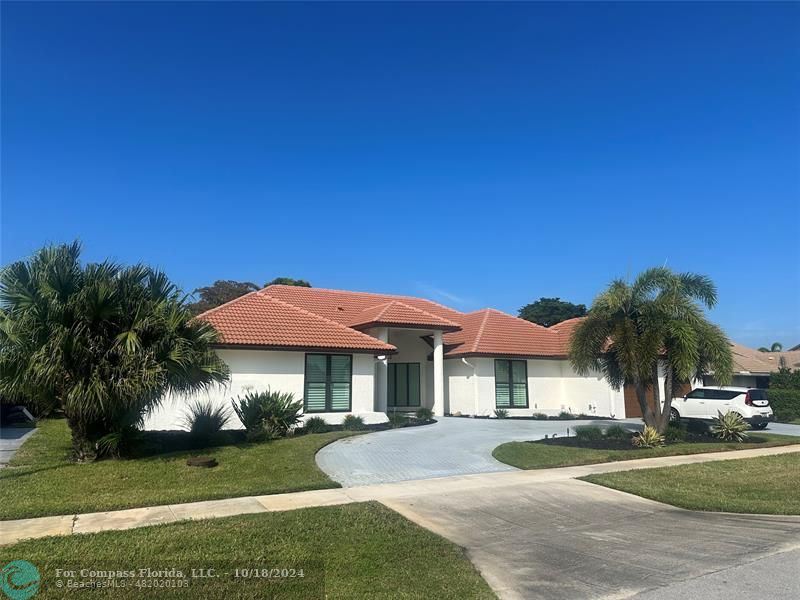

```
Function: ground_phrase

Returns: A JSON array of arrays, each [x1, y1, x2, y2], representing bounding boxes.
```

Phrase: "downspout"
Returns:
[[462, 358, 479, 416]]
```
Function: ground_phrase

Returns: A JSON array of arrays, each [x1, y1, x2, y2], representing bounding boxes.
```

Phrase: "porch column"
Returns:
[[433, 330, 444, 416], [374, 327, 389, 412]]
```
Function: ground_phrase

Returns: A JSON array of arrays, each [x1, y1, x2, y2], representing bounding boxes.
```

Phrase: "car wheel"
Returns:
[[669, 408, 680, 422], [751, 422, 768, 430]]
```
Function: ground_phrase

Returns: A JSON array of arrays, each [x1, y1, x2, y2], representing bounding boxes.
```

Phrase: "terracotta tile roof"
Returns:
[[547, 317, 585, 352], [348, 300, 461, 331], [444, 309, 566, 358], [730, 342, 800, 374], [197, 292, 397, 353], [262, 285, 464, 326]]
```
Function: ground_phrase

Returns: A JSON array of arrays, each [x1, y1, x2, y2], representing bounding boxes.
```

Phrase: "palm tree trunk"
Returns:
[[636, 383, 657, 428], [659, 367, 675, 433], [67, 416, 99, 462]]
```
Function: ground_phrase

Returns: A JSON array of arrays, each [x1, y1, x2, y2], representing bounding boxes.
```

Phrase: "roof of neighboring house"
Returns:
[[729, 342, 800, 374], [347, 300, 461, 332], [443, 309, 566, 358], [197, 291, 397, 354], [197, 284, 573, 358]]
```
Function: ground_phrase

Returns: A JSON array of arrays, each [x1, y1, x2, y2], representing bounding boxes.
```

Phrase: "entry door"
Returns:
[[388, 363, 421, 408]]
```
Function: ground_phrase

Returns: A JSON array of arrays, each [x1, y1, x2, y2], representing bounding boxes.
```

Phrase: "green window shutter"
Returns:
[[396, 363, 408, 407], [388, 364, 396, 407], [329, 355, 352, 411], [511, 360, 528, 408], [304, 354, 329, 413], [408, 363, 420, 407], [305, 383, 328, 412], [495, 360, 511, 407], [306, 355, 327, 382]]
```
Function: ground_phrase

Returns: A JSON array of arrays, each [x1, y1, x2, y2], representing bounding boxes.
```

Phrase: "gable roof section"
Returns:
[[197, 292, 397, 354], [348, 300, 461, 331], [730, 342, 800, 374], [263, 285, 464, 326], [444, 309, 566, 358]]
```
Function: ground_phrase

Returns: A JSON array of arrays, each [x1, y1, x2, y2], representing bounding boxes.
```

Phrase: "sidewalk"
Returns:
[[3, 443, 799, 546]]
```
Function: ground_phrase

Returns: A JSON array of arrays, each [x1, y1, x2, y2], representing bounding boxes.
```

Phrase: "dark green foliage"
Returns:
[[342, 414, 366, 431], [494, 408, 509, 419], [265, 277, 312, 288], [766, 389, 800, 422], [574, 425, 604, 441], [0, 242, 229, 461], [182, 400, 231, 443], [603, 424, 630, 440], [711, 411, 749, 442], [518, 297, 587, 327], [532, 412, 549, 420], [303, 416, 328, 433], [415, 407, 434, 422], [770, 368, 800, 390], [231, 389, 302, 440], [388, 413, 408, 428], [664, 423, 689, 442], [556, 411, 573, 420], [187, 280, 259, 316]]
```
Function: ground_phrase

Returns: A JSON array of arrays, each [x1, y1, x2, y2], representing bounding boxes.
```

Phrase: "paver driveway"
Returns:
[[317, 416, 629, 486], [0, 427, 35, 468], [317, 417, 800, 487]]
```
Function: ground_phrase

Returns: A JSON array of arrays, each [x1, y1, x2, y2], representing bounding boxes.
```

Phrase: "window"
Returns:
[[495, 359, 528, 408], [304, 354, 352, 412], [388, 363, 421, 407]]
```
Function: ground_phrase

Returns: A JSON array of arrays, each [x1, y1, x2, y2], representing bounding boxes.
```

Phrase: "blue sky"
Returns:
[[2, 2, 798, 347]]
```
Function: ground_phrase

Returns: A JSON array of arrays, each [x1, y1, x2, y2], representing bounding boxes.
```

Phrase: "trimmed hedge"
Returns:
[[769, 389, 800, 422]]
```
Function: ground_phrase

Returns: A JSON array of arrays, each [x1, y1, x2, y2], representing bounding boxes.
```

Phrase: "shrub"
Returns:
[[494, 409, 509, 419], [532, 412, 549, 420], [711, 411, 749, 442], [387, 413, 408, 428], [664, 423, 688, 442], [632, 426, 665, 448], [603, 424, 630, 440], [231, 389, 302, 440], [415, 407, 434, 422], [555, 411, 573, 420], [342, 414, 366, 431], [303, 416, 328, 434], [574, 425, 604, 441], [182, 400, 231, 443], [768, 388, 800, 423]]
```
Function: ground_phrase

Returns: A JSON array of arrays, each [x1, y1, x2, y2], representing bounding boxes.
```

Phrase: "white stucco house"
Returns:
[[145, 285, 640, 430]]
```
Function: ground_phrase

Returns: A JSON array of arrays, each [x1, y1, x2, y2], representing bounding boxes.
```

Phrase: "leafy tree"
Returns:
[[0, 242, 229, 461], [570, 267, 733, 432], [758, 342, 783, 352], [518, 297, 587, 327], [188, 280, 259, 315], [265, 277, 311, 288]]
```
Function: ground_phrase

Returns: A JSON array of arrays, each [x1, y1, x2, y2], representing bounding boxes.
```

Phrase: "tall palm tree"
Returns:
[[570, 267, 733, 432], [0, 242, 229, 460]]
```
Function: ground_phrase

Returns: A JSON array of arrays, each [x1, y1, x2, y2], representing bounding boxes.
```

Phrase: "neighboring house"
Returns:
[[702, 342, 800, 388], [145, 285, 631, 429]]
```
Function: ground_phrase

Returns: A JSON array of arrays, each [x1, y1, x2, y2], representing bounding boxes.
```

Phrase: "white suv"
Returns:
[[670, 387, 774, 429]]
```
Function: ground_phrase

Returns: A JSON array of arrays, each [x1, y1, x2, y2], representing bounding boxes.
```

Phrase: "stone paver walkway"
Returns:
[[3, 443, 799, 547]]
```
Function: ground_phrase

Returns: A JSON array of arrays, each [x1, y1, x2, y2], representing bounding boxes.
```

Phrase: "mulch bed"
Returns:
[[531, 433, 770, 450]]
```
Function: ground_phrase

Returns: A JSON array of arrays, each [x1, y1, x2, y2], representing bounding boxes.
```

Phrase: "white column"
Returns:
[[433, 330, 444, 416], [374, 327, 389, 412]]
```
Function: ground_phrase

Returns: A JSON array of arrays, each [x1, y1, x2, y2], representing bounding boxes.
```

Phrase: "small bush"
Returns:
[[303, 416, 328, 434], [342, 414, 366, 431], [415, 407, 434, 422], [553, 411, 573, 420], [664, 423, 688, 442], [711, 411, 749, 442], [494, 409, 509, 419], [182, 400, 231, 443], [231, 389, 303, 440], [632, 426, 665, 448], [574, 425, 604, 441], [532, 412, 549, 420], [388, 413, 408, 428], [603, 424, 629, 440], [768, 388, 800, 423]]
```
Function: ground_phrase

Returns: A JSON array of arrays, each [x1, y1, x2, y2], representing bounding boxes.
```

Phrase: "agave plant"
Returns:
[[632, 426, 665, 448], [711, 410, 749, 442], [182, 400, 232, 440]]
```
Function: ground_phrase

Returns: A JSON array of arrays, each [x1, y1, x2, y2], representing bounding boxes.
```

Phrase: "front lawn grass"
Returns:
[[492, 434, 800, 470], [0, 502, 496, 599], [0, 419, 359, 520], [582, 453, 800, 514]]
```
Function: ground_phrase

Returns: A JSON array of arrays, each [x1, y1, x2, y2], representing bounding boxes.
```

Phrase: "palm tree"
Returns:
[[570, 267, 733, 432], [0, 242, 229, 461]]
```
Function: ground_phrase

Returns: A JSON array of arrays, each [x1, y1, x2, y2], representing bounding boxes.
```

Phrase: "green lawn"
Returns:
[[0, 502, 496, 599], [582, 453, 800, 514], [0, 419, 360, 520], [492, 434, 800, 470]]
